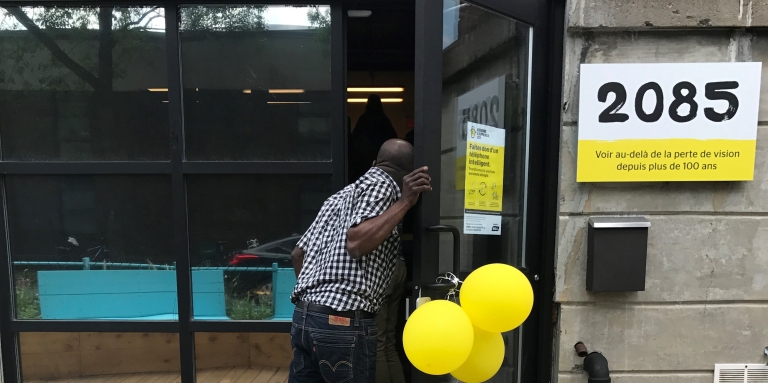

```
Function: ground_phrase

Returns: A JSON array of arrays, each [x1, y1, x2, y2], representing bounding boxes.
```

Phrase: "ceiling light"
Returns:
[[347, 10, 372, 17], [347, 87, 404, 92], [269, 89, 305, 94], [267, 101, 311, 104], [348, 98, 403, 103], [148, 88, 168, 92], [243, 89, 252, 94], [162, 100, 169, 103]]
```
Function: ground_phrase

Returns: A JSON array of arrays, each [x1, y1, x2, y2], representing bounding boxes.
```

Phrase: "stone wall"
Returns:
[[556, 1, 768, 382]]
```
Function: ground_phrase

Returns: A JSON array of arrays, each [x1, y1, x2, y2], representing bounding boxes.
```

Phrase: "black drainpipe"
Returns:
[[575, 342, 611, 383]]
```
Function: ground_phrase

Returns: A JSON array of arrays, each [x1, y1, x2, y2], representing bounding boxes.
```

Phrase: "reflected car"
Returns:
[[227, 235, 301, 268]]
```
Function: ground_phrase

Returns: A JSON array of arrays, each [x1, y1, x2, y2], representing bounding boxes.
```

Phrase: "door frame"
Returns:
[[412, 0, 565, 382]]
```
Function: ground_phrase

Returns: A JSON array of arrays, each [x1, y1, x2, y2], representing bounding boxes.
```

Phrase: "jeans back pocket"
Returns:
[[310, 332, 356, 383]]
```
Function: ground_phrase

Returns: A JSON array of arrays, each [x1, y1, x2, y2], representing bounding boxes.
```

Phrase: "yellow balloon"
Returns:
[[403, 300, 474, 375], [460, 263, 533, 333], [451, 327, 505, 383]]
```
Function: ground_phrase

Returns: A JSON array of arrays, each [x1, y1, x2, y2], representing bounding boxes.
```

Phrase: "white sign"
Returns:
[[577, 62, 762, 182], [464, 213, 501, 235]]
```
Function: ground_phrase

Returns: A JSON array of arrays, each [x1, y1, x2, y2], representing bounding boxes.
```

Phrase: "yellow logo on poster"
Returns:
[[464, 123, 505, 212]]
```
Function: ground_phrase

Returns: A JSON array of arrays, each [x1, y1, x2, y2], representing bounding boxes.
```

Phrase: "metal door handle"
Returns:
[[426, 224, 460, 278], [410, 225, 461, 293], [422, 282, 455, 291]]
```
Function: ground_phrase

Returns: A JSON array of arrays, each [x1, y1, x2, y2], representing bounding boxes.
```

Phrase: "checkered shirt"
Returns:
[[291, 167, 402, 313]]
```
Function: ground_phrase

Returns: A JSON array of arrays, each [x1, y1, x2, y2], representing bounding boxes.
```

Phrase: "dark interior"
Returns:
[[346, 2, 415, 72]]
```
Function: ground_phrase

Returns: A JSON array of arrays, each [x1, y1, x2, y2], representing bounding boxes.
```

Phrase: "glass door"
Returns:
[[411, 0, 544, 382], [442, 3, 531, 383]]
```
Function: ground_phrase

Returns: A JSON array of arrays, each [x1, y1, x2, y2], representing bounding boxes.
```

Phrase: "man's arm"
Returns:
[[347, 167, 431, 259], [291, 247, 305, 278]]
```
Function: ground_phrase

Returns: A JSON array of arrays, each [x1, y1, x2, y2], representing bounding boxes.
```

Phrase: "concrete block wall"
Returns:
[[556, 1, 768, 382]]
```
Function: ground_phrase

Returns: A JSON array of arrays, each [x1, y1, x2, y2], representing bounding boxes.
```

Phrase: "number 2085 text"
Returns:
[[597, 81, 739, 124]]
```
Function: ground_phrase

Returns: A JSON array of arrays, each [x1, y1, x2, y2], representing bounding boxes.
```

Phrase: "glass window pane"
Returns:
[[8, 175, 174, 320], [180, 5, 332, 161], [0, 6, 169, 161], [440, 1, 531, 277], [194, 333, 290, 378], [20, 332, 180, 382], [187, 175, 331, 320], [440, 2, 532, 383]]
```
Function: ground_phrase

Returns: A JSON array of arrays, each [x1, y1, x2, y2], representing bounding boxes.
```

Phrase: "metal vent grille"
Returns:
[[714, 364, 768, 383]]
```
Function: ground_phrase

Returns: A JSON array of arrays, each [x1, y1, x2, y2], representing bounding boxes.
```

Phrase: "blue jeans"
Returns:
[[289, 306, 378, 383]]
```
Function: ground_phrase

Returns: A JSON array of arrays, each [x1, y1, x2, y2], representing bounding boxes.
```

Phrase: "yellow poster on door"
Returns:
[[464, 123, 505, 235], [454, 76, 506, 190]]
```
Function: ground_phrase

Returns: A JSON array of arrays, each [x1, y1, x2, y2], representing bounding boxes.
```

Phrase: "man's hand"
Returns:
[[401, 167, 432, 207]]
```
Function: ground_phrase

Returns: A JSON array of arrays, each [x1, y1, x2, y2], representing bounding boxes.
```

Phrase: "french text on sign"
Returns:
[[464, 122, 505, 235], [577, 62, 761, 182]]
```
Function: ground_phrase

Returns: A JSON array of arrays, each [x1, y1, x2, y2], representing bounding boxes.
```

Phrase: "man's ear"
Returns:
[[372, 160, 376, 167]]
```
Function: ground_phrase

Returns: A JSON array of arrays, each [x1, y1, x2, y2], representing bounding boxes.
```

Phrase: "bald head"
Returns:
[[374, 139, 414, 185]]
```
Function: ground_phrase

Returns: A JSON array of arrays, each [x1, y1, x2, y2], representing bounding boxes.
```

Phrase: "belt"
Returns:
[[296, 300, 375, 319]]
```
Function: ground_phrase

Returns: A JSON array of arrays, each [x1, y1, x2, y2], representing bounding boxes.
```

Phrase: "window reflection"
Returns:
[[440, 2, 532, 382], [442, 0, 461, 48], [7, 175, 174, 320], [0, 6, 169, 161], [440, 1, 531, 275], [180, 5, 332, 161], [187, 175, 331, 320]]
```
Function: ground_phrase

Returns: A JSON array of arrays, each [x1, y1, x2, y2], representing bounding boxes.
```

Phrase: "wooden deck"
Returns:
[[26, 367, 290, 383]]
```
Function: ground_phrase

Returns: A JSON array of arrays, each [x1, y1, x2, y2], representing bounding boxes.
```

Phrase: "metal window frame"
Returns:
[[1, 178, 22, 383], [410, 5, 443, 382], [411, 0, 564, 382], [0, 2, 344, 383]]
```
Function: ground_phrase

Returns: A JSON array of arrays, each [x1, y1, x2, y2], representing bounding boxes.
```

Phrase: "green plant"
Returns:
[[226, 293, 273, 320], [14, 271, 41, 320], [224, 273, 274, 320], [307, 5, 330, 58]]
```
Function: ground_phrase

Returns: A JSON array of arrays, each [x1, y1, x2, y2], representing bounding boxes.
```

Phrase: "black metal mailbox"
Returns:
[[587, 217, 650, 292]]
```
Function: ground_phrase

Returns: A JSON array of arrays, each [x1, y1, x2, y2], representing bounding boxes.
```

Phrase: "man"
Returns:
[[348, 95, 399, 184], [289, 139, 430, 383]]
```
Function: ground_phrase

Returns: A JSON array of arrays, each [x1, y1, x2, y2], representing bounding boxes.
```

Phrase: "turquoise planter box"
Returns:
[[38, 270, 229, 320], [272, 267, 296, 320], [37, 266, 298, 321]]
